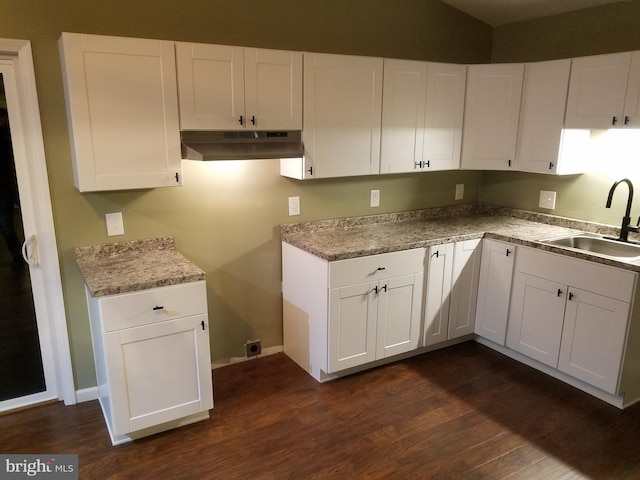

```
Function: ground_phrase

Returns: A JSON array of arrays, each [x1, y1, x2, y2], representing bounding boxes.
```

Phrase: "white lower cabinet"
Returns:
[[423, 239, 481, 346], [506, 247, 635, 394], [282, 244, 424, 381], [474, 239, 515, 345], [86, 281, 213, 445]]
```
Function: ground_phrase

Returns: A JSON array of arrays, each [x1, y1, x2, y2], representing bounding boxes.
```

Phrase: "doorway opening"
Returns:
[[0, 81, 46, 401]]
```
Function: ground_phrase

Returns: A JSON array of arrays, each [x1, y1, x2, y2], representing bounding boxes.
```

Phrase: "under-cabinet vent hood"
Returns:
[[181, 130, 303, 161]]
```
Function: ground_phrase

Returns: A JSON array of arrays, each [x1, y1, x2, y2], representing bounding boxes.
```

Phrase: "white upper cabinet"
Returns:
[[461, 63, 524, 171], [302, 53, 383, 179], [380, 60, 465, 174], [565, 51, 640, 129], [380, 59, 427, 174], [176, 43, 302, 131], [517, 59, 590, 175], [59, 33, 182, 192], [422, 63, 466, 171]]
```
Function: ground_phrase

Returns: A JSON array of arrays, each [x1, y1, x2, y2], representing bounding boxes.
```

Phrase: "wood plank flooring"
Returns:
[[1, 342, 640, 479]]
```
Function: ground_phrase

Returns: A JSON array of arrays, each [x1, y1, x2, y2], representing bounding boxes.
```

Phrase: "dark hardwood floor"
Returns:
[[1, 342, 640, 479]]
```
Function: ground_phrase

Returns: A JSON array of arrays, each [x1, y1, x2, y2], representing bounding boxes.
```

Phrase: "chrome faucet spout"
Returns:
[[606, 178, 638, 243]]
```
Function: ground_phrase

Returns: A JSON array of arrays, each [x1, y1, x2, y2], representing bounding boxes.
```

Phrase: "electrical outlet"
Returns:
[[105, 212, 124, 236], [245, 340, 261, 357], [455, 184, 464, 200], [539, 190, 557, 209], [370, 189, 380, 207], [288, 196, 300, 216]]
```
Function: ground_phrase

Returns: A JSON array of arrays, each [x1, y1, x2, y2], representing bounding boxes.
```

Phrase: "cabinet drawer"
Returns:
[[98, 281, 207, 332], [329, 249, 425, 288]]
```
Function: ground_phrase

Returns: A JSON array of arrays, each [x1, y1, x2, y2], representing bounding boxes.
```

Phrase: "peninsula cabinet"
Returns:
[[423, 239, 481, 346], [175, 43, 302, 131], [380, 60, 465, 174], [516, 59, 590, 175], [474, 239, 515, 345], [565, 51, 640, 129], [85, 281, 214, 445], [59, 32, 182, 192], [298, 53, 383, 179], [282, 243, 424, 381], [461, 63, 524, 171], [506, 246, 635, 394]]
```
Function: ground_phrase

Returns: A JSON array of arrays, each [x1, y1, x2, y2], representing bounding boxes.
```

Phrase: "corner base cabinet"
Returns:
[[86, 280, 213, 445], [282, 243, 424, 381]]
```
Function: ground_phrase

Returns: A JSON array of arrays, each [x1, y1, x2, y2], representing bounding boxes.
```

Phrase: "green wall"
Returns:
[[0, 0, 490, 389], [485, 0, 640, 226]]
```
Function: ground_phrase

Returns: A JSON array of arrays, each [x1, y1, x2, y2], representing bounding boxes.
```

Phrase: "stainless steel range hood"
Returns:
[[181, 130, 303, 161]]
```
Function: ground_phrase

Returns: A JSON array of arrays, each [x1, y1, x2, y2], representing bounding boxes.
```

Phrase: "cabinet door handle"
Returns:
[[569, 292, 574, 301], [152, 306, 164, 311], [374, 285, 388, 294], [549, 162, 554, 170], [201, 321, 206, 331], [557, 288, 563, 297], [414, 161, 423, 169], [306, 166, 313, 176], [251, 116, 256, 126], [239, 115, 244, 126], [425, 160, 430, 168], [506, 249, 511, 256], [508, 159, 512, 167], [624, 116, 630, 125], [612, 116, 618, 125]]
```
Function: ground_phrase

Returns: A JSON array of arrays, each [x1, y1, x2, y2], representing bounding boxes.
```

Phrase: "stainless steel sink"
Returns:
[[542, 233, 640, 261]]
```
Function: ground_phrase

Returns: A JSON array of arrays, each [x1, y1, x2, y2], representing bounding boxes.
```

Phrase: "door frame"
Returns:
[[0, 38, 75, 409]]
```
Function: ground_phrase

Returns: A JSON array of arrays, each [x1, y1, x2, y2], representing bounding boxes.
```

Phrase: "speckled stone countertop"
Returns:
[[281, 204, 640, 272], [75, 237, 205, 297]]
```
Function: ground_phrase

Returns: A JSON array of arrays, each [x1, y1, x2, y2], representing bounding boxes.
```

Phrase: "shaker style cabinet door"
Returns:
[[461, 63, 523, 171], [565, 52, 632, 129], [516, 59, 589, 175], [303, 53, 383, 178], [59, 32, 182, 192], [421, 62, 466, 171]]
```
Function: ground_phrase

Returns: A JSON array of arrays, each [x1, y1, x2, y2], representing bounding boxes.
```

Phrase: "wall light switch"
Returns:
[[539, 190, 557, 210], [105, 212, 124, 236], [455, 184, 464, 200], [288, 196, 300, 216], [370, 189, 380, 207]]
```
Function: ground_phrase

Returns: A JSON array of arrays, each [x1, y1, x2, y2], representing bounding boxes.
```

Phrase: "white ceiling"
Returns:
[[439, 0, 630, 26]]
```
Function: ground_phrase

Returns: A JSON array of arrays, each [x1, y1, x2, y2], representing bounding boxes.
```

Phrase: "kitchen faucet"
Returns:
[[605, 178, 640, 243]]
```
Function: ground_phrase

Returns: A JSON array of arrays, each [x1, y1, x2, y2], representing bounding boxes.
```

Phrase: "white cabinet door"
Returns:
[[59, 33, 182, 192], [448, 239, 481, 339], [565, 52, 632, 129], [461, 63, 523, 171], [176, 43, 302, 131], [517, 59, 582, 175], [623, 51, 640, 128], [380, 59, 427, 174], [175, 42, 244, 130], [507, 272, 567, 368], [303, 53, 383, 178], [244, 48, 303, 130], [422, 62, 466, 171], [376, 273, 423, 358], [558, 288, 630, 393], [423, 243, 454, 346], [474, 240, 515, 345], [328, 282, 377, 373], [105, 314, 213, 436]]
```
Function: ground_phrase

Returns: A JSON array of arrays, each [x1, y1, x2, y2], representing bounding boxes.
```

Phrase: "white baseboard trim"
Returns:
[[75, 386, 98, 403], [211, 345, 283, 370]]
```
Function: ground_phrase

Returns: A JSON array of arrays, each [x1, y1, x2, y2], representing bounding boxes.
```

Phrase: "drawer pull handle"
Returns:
[[377, 267, 386, 271], [152, 306, 164, 311]]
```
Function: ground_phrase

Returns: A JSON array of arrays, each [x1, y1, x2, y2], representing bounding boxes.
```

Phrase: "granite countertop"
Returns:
[[281, 204, 640, 273], [75, 237, 205, 297]]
